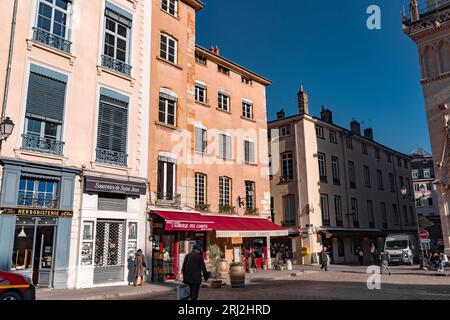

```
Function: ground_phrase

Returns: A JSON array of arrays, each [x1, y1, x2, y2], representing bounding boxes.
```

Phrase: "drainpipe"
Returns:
[[2, 0, 18, 120]]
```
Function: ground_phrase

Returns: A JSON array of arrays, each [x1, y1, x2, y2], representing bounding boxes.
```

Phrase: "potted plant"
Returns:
[[207, 244, 224, 288], [195, 203, 210, 212], [219, 205, 236, 214], [245, 208, 259, 215]]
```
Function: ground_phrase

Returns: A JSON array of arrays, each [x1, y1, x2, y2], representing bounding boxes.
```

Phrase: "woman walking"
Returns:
[[133, 249, 147, 286]]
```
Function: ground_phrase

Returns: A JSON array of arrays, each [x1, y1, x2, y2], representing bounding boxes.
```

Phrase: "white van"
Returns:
[[384, 234, 419, 265]]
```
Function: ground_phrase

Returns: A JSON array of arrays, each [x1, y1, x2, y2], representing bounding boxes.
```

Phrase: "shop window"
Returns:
[[81, 221, 94, 265], [18, 177, 58, 208], [10, 218, 36, 271], [98, 193, 127, 211]]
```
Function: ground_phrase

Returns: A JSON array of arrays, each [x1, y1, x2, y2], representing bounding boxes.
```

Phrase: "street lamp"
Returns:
[[0, 117, 14, 152]]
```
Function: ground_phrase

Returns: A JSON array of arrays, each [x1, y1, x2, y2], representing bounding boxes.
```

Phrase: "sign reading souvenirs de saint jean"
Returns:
[[0, 207, 73, 217], [84, 176, 147, 196]]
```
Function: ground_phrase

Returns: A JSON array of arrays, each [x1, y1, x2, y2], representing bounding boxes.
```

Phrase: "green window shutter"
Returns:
[[26, 72, 67, 122], [97, 95, 128, 153]]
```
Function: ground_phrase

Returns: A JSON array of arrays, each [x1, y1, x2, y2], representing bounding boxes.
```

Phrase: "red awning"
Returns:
[[151, 210, 288, 238]]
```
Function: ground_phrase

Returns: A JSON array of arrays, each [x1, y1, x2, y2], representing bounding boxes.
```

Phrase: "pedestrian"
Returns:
[[357, 246, 365, 266], [438, 253, 446, 272], [370, 243, 378, 265], [133, 249, 147, 286], [182, 243, 209, 300], [320, 247, 329, 272], [379, 251, 392, 275]]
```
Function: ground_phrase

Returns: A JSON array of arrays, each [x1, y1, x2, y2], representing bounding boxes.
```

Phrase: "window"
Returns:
[[160, 33, 177, 64], [281, 152, 294, 180], [159, 90, 177, 126], [427, 183, 432, 191], [35, 0, 72, 52], [157, 159, 176, 201], [280, 125, 291, 137], [219, 176, 231, 206], [331, 156, 340, 184], [361, 142, 368, 155], [195, 173, 206, 205], [242, 76, 252, 85], [96, 93, 129, 167], [218, 65, 230, 75], [412, 170, 419, 179], [428, 197, 434, 206], [245, 181, 256, 211], [320, 194, 330, 226], [416, 198, 423, 207], [423, 169, 431, 178], [22, 66, 66, 156], [397, 156, 402, 167], [81, 221, 94, 265], [399, 176, 404, 192], [161, 0, 178, 16], [381, 202, 388, 229], [219, 133, 232, 160], [329, 130, 337, 143], [316, 126, 324, 139], [403, 205, 409, 226], [410, 207, 416, 226], [283, 195, 295, 224], [346, 137, 353, 150], [393, 204, 399, 225], [406, 178, 412, 196], [334, 195, 343, 227], [414, 184, 420, 192], [364, 166, 371, 188], [403, 159, 408, 169], [377, 170, 384, 190], [351, 198, 359, 227], [195, 126, 207, 154], [103, 6, 132, 75], [242, 100, 253, 119], [244, 139, 255, 164], [98, 193, 127, 211], [318, 153, 327, 183], [375, 148, 381, 160], [18, 177, 58, 208], [348, 161, 356, 189], [387, 152, 392, 163], [195, 82, 207, 104], [338, 239, 345, 257], [195, 52, 207, 65], [368, 200, 375, 228], [218, 92, 230, 112], [389, 173, 395, 192]]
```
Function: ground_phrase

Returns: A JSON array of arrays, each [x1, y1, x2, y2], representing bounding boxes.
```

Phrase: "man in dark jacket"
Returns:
[[182, 243, 209, 300]]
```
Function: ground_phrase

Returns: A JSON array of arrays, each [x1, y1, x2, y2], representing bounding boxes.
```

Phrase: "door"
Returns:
[[32, 225, 55, 286]]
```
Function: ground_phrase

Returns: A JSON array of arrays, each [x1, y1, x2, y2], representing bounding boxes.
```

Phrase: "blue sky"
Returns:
[[196, 0, 429, 155]]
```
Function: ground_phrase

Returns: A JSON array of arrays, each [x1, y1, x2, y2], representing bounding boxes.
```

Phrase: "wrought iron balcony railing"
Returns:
[[32, 27, 72, 53], [101, 55, 132, 76], [96, 148, 128, 167], [154, 193, 181, 206], [22, 134, 65, 156], [17, 196, 59, 209]]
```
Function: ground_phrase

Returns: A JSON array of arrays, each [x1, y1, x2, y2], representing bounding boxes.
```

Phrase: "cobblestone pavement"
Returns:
[[125, 265, 450, 300]]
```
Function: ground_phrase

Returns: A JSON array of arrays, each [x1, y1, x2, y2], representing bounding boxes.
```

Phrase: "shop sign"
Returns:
[[0, 207, 73, 218], [165, 220, 214, 232], [85, 176, 146, 196], [232, 237, 243, 245]]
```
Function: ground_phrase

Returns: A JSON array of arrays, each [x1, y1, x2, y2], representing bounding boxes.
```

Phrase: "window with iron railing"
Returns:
[[18, 177, 58, 208]]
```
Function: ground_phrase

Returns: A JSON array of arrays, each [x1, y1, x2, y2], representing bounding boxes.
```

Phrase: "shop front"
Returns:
[[0, 158, 77, 288], [149, 210, 288, 278], [75, 175, 147, 288]]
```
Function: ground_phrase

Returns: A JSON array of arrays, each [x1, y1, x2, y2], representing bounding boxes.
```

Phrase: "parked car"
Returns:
[[0, 271, 35, 300]]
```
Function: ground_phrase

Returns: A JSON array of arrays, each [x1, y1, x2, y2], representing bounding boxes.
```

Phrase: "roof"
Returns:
[[181, 0, 204, 11], [195, 45, 272, 86], [410, 147, 431, 157]]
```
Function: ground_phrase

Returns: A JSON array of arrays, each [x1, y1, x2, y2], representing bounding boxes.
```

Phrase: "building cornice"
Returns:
[[182, 0, 204, 11]]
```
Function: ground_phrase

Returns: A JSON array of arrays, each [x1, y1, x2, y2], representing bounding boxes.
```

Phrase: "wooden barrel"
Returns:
[[218, 260, 229, 279], [229, 264, 245, 288]]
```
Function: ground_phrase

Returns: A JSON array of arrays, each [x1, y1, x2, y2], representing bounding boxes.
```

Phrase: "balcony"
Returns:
[[22, 134, 64, 156], [154, 193, 181, 207], [96, 148, 128, 167], [101, 55, 132, 76], [32, 27, 72, 54], [17, 196, 59, 209]]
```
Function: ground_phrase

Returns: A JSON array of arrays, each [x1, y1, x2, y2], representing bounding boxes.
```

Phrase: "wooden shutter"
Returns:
[[97, 95, 128, 152]]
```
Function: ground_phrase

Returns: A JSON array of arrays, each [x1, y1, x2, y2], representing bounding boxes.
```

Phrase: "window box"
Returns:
[[219, 205, 236, 214], [195, 203, 210, 212], [245, 208, 259, 215]]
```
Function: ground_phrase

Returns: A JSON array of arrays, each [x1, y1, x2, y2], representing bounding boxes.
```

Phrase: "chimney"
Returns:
[[350, 119, 361, 136], [320, 106, 333, 124], [409, 0, 420, 22], [297, 85, 309, 115], [364, 128, 374, 140], [277, 109, 285, 120], [209, 46, 220, 55]]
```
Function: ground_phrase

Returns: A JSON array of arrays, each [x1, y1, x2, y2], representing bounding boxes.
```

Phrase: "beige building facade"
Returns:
[[403, 0, 450, 255], [268, 88, 417, 265]]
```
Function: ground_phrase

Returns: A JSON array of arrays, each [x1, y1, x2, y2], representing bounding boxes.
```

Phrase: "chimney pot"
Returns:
[[320, 106, 333, 124], [350, 119, 361, 136], [277, 109, 285, 120], [297, 85, 309, 115], [364, 128, 374, 140]]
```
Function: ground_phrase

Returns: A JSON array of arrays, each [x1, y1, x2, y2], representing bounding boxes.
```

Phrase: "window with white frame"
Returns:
[[218, 65, 230, 76], [320, 194, 330, 225], [318, 153, 327, 182], [329, 130, 337, 143], [242, 76, 252, 85], [316, 126, 324, 139], [195, 173, 206, 205], [161, 0, 178, 16], [346, 137, 353, 149], [160, 33, 177, 64], [157, 157, 176, 201], [244, 139, 255, 164], [159, 89, 177, 126], [219, 176, 231, 207], [423, 168, 431, 178], [280, 125, 291, 137], [81, 221, 94, 265], [245, 181, 255, 210], [18, 177, 58, 208], [412, 170, 419, 179], [219, 133, 232, 160], [242, 100, 253, 119], [281, 152, 294, 180], [331, 156, 340, 184], [218, 92, 230, 111], [195, 125, 207, 154], [195, 81, 207, 104]]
